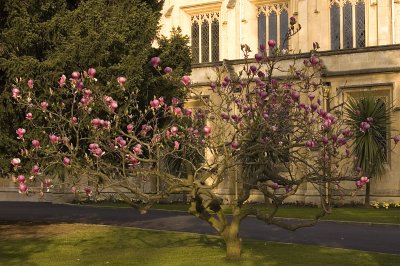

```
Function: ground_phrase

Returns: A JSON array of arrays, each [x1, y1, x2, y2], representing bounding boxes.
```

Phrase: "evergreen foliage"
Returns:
[[0, 0, 191, 175]]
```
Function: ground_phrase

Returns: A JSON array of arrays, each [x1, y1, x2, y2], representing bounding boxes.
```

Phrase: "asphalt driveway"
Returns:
[[1, 201, 399, 255]]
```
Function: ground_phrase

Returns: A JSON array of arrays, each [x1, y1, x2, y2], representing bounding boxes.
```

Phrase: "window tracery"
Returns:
[[257, 2, 290, 50], [330, 0, 366, 49], [191, 13, 220, 63]]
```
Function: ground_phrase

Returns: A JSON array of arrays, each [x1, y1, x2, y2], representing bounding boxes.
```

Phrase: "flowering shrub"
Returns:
[[10, 61, 204, 204], [9, 17, 400, 259]]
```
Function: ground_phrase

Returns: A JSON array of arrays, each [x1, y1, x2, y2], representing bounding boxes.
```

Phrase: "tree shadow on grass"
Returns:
[[0, 224, 54, 266]]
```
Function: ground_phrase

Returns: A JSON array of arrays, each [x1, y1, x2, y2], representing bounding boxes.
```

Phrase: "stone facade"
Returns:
[[160, 0, 400, 204]]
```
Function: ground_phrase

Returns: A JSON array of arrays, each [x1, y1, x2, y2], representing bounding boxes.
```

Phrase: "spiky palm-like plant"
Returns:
[[345, 96, 392, 206]]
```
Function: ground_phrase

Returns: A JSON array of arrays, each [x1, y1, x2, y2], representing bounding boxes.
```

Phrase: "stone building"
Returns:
[[159, 0, 400, 204]]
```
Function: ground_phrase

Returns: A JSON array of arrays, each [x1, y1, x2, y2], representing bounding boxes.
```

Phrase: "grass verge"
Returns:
[[0, 223, 399, 266]]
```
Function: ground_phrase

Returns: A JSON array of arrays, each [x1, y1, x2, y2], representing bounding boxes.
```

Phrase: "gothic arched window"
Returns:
[[201, 21, 210, 63], [258, 13, 266, 49], [191, 13, 219, 63], [280, 9, 289, 49], [211, 19, 219, 62], [257, 3, 289, 51], [355, 1, 366, 48], [191, 21, 199, 63], [343, 2, 353, 49], [330, 0, 366, 50], [268, 11, 278, 43], [330, 3, 340, 50]]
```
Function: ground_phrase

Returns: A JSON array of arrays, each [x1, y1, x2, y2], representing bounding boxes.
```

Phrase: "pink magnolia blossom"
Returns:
[[174, 141, 180, 150], [394, 135, 400, 144], [127, 154, 140, 167], [91, 118, 101, 128], [310, 56, 320, 65], [27, 79, 34, 89], [181, 75, 191, 86], [59, 75, 67, 87], [32, 165, 40, 175], [305, 140, 316, 149], [63, 157, 71, 166], [164, 67, 172, 74], [290, 16, 296, 25], [71, 71, 80, 80], [117, 76, 127, 86], [84, 186, 92, 196], [109, 100, 118, 111], [150, 57, 161, 68], [71, 117, 78, 125], [115, 137, 127, 148], [16, 128, 26, 140], [17, 175, 26, 183], [133, 144, 142, 155], [41, 101, 49, 111], [140, 124, 151, 136], [26, 113, 33, 120], [171, 126, 178, 136], [71, 186, 77, 193], [127, 124, 134, 133], [49, 134, 60, 144], [231, 140, 239, 150], [87, 68, 96, 78], [89, 144, 104, 157], [185, 108, 192, 117], [360, 122, 370, 133], [255, 53, 263, 63], [32, 140, 40, 149], [174, 107, 183, 117], [11, 87, 20, 99], [19, 183, 27, 193], [203, 126, 211, 137], [150, 99, 160, 108], [165, 130, 171, 139], [11, 158, 21, 168], [356, 176, 369, 188], [89, 143, 99, 151], [268, 39, 276, 48], [172, 97, 180, 106]]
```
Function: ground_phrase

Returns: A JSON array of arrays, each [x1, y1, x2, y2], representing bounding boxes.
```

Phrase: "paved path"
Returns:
[[1, 202, 399, 255]]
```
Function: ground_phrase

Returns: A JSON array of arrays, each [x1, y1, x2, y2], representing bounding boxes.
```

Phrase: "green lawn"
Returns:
[[80, 201, 400, 224], [0, 224, 398, 266]]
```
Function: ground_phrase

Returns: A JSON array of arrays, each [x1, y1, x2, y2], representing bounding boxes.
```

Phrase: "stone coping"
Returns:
[[192, 44, 400, 69]]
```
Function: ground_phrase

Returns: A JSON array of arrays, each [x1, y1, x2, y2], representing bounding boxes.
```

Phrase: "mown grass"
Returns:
[[0, 224, 399, 266], [80, 201, 400, 224]]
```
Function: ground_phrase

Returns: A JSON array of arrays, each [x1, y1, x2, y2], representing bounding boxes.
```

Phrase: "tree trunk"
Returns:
[[364, 182, 371, 207], [224, 234, 241, 259], [222, 214, 241, 259]]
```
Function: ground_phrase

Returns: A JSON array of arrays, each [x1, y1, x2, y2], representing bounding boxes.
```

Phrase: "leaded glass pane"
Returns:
[[191, 21, 199, 63], [280, 10, 289, 49], [201, 21, 209, 63], [343, 2, 353, 49], [258, 13, 266, 49], [355, 1, 365, 48], [268, 11, 277, 43], [330, 3, 340, 50], [211, 19, 219, 62]]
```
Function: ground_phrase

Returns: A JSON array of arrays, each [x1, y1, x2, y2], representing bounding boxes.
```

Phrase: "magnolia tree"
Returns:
[[10, 66, 207, 210], [10, 18, 399, 259]]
